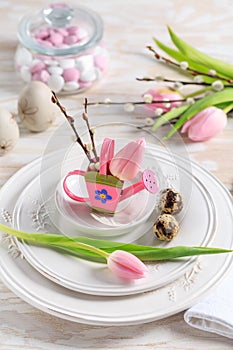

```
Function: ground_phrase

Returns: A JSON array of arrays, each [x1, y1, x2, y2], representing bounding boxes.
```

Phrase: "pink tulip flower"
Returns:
[[181, 106, 227, 142], [109, 138, 145, 181], [142, 86, 182, 112], [107, 250, 148, 280]]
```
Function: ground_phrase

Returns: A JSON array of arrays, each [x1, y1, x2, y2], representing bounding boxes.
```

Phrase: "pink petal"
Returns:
[[107, 250, 148, 280], [181, 110, 206, 133], [182, 107, 227, 142], [143, 87, 181, 112], [109, 138, 145, 180]]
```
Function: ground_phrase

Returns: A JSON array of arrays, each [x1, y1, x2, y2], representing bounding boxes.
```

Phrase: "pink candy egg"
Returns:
[[64, 35, 77, 45], [54, 28, 69, 37], [30, 61, 46, 74], [34, 29, 49, 40], [38, 39, 53, 47], [49, 32, 64, 46], [40, 70, 50, 82], [32, 69, 50, 83], [36, 54, 52, 60], [67, 26, 80, 35], [63, 67, 80, 82], [94, 55, 108, 72], [78, 80, 93, 89]]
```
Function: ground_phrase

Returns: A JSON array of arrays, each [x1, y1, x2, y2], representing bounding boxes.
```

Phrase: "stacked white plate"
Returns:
[[0, 122, 232, 326]]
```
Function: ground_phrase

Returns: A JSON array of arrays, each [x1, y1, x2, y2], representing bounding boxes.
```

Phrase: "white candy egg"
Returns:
[[18, 81, 58, 132], [0, 108, 19, 155]]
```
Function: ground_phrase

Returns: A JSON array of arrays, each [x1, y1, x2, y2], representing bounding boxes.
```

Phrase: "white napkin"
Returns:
[[184, 270, 233, 339]]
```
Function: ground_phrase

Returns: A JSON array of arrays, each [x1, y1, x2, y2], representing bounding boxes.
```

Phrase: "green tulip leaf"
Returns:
[[153, 38, 186, 62], [215, 101, 233, 112], [151, 105, 189, 131], [167, 26, 233, 79], [153, 38, 217, 84]]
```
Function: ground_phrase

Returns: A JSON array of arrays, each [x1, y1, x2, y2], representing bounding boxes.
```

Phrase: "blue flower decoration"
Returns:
[[95, 189, 112, 204]]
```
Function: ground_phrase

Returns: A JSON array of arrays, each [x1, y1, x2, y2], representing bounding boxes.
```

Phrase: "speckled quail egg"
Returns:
[[153, 213, 179, 241], [158, 188, 183, 214], [18, 81, 58, 132], [0, 108, 19, 155]]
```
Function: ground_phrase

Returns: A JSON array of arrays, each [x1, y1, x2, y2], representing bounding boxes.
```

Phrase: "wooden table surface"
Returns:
[[0, 0, 233, 348]]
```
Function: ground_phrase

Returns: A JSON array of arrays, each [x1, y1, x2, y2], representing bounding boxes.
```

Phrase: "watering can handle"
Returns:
[[63, 170, 89, 202]]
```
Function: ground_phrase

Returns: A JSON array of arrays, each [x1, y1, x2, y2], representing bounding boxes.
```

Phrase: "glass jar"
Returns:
[[15, 3, 109, 95]]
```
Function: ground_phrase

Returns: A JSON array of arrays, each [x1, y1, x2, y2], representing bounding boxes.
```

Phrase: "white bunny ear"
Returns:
[[99, 138, 115, 175], [109, 138, 146, 181]]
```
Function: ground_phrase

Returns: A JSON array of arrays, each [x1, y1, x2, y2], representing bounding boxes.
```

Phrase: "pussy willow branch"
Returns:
[[136, 73, 233, 87], [137, 77, 208, 85], [136, 76, 233, 87], [51, 91, 92, 162], [87, 98, 199, 106], [147, 46, 233, 84], [83, 98, 99, 161]]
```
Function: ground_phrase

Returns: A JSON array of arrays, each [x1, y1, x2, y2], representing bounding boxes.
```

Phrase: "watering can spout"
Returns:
[[119, 169, 159, 201]]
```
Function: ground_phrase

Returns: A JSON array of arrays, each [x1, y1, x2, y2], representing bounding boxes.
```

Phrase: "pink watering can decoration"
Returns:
[[63, 137, 159, 215]]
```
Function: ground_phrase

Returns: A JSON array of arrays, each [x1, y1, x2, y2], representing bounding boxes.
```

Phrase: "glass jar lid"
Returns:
[[17, 3, 104, 57]]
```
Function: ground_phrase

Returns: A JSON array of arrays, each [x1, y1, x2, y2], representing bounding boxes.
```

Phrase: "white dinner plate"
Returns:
[[12, 145, 216, 296], [0, 124, 232, 325]]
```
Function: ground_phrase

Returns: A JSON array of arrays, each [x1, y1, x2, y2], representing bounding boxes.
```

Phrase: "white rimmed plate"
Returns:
[[0, 145, 232, 325], [12, 145, 216, 296]]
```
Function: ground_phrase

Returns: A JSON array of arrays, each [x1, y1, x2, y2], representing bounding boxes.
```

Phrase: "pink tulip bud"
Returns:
[[181, 106, 227, 142], [109, 138, 145, 181], [107, 250, 148, 280], [142, 86, 182, 112]]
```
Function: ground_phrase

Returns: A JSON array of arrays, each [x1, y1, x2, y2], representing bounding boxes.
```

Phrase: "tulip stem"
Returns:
[[0, 223, 109, 260], [183, 87, 213, 99]]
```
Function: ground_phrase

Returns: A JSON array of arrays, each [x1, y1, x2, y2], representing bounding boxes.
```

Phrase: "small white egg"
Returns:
[[47, 66, 64, 75], [0, 108, 19, 155], [59, 58, 76, 69], [15, 47, 33, 66], [18, 81, 59, 132], [63, 81, 80, 91], [20, 65, 32, 83], [47, 74, 65, 93], [75, 55, 94, 71], [80, 69, 96, 82]]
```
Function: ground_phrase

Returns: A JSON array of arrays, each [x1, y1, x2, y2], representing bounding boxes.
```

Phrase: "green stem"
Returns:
[[0, 223, 109, 260], [183, 86, 212, 99], [151, 105, 188, 131]]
